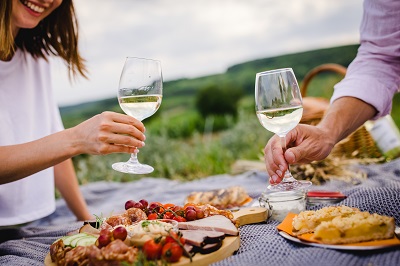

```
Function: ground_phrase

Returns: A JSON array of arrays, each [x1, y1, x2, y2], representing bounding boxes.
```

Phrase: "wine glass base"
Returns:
[[267, 180, 312, 191], [112, 162, 154, 174]]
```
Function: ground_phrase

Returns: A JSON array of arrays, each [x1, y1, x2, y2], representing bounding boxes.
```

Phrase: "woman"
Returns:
[[0, 0, 146, 227]]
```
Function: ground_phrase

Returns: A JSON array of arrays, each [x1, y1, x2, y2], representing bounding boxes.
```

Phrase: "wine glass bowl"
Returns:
[[112, 57, 162, 174], [255, 68, 312, 191]]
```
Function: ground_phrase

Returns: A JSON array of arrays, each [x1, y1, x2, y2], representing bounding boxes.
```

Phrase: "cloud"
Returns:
[[53, 0, 363, 106]]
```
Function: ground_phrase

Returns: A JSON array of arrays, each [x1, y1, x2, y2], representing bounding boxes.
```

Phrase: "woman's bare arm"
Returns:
[[0, 111, 145, 184]]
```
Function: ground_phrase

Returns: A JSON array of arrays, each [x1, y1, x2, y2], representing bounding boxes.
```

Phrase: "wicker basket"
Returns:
[[300, 63, 382, 159]]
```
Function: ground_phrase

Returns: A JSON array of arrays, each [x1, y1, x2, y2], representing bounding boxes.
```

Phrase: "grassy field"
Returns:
[[60, 44, 400, 184]]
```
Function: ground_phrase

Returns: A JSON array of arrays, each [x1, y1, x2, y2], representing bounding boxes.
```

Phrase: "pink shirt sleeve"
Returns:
[[331, 0, 400, 119]]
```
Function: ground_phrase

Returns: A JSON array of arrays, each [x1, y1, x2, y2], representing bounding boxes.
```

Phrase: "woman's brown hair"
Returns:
[[0, 0, 87, 79]]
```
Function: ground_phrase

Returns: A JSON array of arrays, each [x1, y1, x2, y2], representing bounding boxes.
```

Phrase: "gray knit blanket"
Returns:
[[1, 158, 399, 266]]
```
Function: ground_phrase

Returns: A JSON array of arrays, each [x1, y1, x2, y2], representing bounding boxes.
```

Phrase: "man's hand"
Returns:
[[264, 124, 335, 184]]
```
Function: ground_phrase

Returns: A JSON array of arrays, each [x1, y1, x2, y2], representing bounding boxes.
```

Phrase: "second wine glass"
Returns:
[[255, 68, 312, 191], [112, 57, 162, 174]]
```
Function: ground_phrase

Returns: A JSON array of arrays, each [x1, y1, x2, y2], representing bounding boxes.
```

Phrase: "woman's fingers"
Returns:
[[104, 111, 145, 133], [72, 112, 147, 155]]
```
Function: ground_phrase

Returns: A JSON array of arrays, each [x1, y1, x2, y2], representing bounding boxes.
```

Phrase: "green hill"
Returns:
[[60, 44, 360, 128]]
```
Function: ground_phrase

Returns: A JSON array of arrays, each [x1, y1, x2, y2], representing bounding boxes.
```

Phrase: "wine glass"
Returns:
[[112, 57, 162, 174], [255, 68, 312, 191]]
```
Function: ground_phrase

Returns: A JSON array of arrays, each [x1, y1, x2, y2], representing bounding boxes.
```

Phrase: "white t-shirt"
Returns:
[[0, 49, 64, 226]]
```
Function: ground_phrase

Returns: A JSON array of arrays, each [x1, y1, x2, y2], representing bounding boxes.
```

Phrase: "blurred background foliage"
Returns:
[[60, 44, 400, 184]]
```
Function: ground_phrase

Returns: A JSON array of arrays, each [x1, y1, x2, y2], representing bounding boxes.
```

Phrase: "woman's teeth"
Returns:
[[23, 1, 45, 13]]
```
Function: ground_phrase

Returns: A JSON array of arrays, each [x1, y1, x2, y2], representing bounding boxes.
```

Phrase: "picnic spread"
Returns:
[[1, 158, 400, 266]]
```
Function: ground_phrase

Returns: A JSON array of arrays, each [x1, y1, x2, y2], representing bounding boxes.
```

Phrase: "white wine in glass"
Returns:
[[255, 68, 312, 191], [112, 57, 162, 174]]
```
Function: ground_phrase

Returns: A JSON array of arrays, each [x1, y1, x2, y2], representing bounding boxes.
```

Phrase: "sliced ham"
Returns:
[[194, 241, 223, 254], [180, 230, 225, 247], [178, 215, 238, 236]]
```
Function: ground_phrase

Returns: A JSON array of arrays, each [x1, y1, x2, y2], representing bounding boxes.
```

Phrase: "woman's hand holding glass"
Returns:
[[69, 111, 146, 155]]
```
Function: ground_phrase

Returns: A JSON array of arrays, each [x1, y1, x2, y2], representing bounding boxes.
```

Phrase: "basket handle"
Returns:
[[300, 63, 347, 97]]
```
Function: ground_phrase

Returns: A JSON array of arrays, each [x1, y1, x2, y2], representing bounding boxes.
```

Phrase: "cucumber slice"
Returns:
[[63, 233, 89, 247], [76, 236, 97, 246]]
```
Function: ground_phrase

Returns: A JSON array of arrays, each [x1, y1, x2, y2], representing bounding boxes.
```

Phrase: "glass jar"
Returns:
[[259, 190, 306, 222]]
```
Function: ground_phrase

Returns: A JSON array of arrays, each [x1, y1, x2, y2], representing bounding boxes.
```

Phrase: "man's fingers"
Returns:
[[284, 149, 297, 164], [264, 136, 288, 184]]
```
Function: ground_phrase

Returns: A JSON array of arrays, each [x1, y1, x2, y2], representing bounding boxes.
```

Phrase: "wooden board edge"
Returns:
[[233, 206, 268, 226]]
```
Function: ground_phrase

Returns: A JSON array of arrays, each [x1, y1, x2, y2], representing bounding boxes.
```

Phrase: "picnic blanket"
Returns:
[[1, 158, 400, 266]]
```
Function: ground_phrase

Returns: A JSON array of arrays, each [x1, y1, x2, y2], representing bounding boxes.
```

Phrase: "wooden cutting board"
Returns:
[[44, 206, 267, 266]]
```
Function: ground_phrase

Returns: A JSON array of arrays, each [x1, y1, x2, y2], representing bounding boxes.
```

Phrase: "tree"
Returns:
[[195, 84, 243, 118]]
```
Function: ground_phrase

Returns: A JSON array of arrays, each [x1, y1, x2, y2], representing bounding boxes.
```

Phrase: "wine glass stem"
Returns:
[[128, 150, 139, 164], [280, 135, 297, 183]]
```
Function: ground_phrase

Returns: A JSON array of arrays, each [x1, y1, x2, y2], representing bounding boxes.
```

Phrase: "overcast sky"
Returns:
[[52, 0, 364, 106]]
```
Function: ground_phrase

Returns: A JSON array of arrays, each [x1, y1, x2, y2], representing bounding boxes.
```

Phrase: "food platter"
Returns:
[[45, 206, 267, 266], [45, 236, 240, 266], [277, 213, 400, 251]]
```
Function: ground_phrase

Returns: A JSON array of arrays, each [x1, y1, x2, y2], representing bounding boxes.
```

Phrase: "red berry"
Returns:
[[196, 209, 205, 219], [97, 233, 111, 248], [113, 226, 128, 241], [125, 200, 136, 210], [139, 199, 149, 208], [149, 202, 160, 212], [133, 202, 144, 210], [185, 206, 196, 212], [185, 210, 197, 221]]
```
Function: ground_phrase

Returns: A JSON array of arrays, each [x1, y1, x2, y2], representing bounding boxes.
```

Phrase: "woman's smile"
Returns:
[[12, 0, 62, 35], [19, 0, 46, 14]]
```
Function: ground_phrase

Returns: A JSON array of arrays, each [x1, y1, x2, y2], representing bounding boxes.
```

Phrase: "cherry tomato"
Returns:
[[173, 216, 187, 222], [163, 212, 175, 220], [165, 231, 185, 245], [162, 242, 183, 263], [147, 213, 159, 220], [172, 205, 184, 212], [143, 238, 163, 260], [163, 203, 175, 210], [172, 205, 185, 217]]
